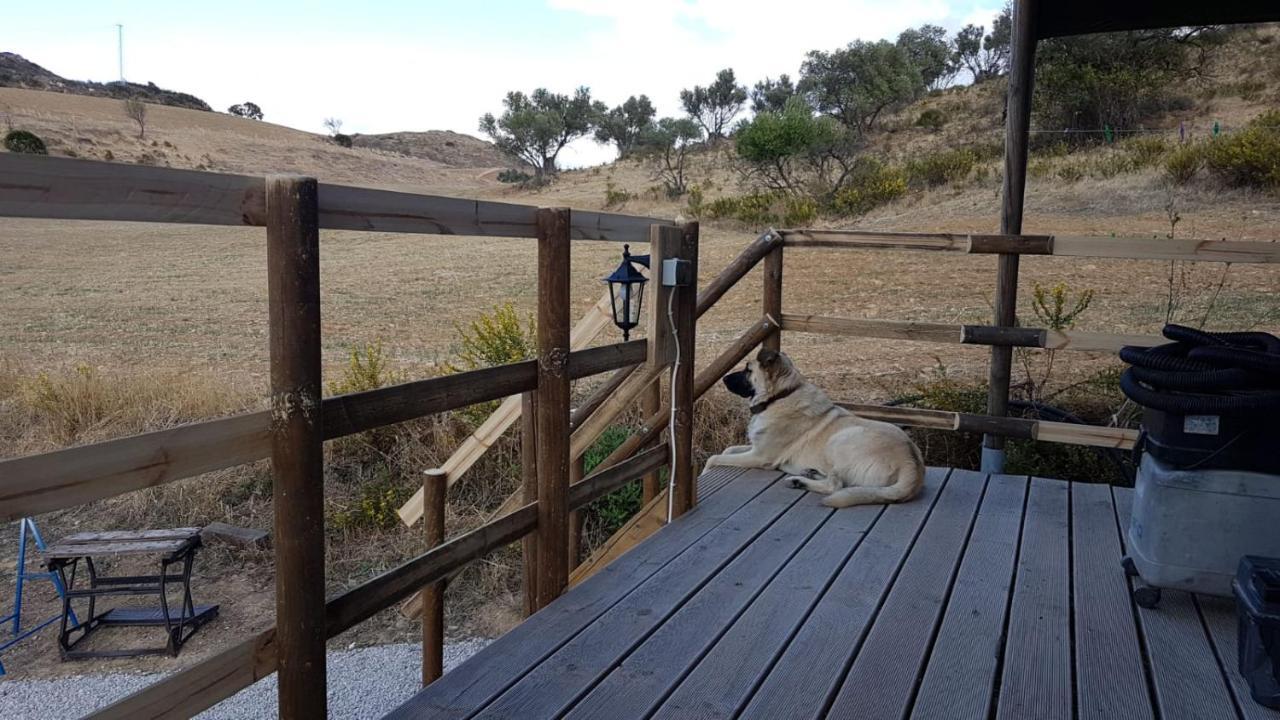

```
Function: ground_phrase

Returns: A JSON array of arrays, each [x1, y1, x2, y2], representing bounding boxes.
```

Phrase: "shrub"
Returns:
[[905, 148, 976, 187], [704, 193, 780, 226], [581, 425, 641, 537], [1056, 162, 1085, 183], [497, 168, 532, 184], [327, 340, 405, 396], [103, 149, 115, 161], [1122, 135, 1169, 169], [603, 180, 633, 208], [1204, 111, 1280, 189], [330, 464, 415, 531], [915, 108, 947, 131], [685, 184, 705, 219], [830, 158, 907, 216], [332, 133, 353, 148], [1164, 142, 1204, 185], [448, 303, 536, 424], [782, 195, 818, 227], [3, 129, 47, 154], [1090, 153, 1134, 179]]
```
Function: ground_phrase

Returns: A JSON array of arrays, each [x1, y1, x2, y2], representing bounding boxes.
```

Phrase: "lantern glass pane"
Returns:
[[611, 282, 628, 325], [629, 283, 644, 324]]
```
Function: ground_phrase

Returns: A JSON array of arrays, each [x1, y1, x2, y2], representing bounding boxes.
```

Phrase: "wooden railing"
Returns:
[[777, 228, 1278, 452], [0, 153, 692, 719]]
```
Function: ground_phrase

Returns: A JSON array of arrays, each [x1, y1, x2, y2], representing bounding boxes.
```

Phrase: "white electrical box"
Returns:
[[661, 258, 692, 287]]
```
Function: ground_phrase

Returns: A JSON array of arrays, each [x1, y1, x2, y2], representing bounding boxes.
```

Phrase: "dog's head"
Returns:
[[723, 348, 799, 400]]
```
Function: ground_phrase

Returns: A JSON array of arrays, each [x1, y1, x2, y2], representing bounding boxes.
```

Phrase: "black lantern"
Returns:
[[604, 244, 649, 340]]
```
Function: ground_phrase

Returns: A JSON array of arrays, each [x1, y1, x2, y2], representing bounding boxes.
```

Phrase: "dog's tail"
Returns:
[[822, 457, 925, 508]]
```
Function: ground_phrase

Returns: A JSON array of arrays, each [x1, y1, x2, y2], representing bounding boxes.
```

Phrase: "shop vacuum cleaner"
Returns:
[[1120, 324, 1280, 708]]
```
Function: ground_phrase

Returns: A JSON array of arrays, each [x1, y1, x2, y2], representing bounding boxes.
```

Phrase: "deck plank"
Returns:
[[735, 467, 950, 720], [651, 502, 884, 720], [1072, 481, 1154, 720], [1198, 595, 1280, 720], [562, 492, 838, 718], [827, 469, 988, 719], [1114, 486, 1243, 720], [384, 468, 762, 720], [470, 474, 803, 719], [910, 474, 1028, 720], [994, 477, 1072, 720]]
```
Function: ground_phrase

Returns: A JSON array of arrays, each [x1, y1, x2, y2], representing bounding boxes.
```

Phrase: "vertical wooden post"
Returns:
[[762, 242, 783, 353], [984, 0, 1040, 474], [535, 207, 572, 610], [421, 469, 446, 686], [265, 175, 325, 720], [671, 222, 699, 517], [519, 391, 537, 617], [568, 458, 584, 568], [641, 379, 662, 504]]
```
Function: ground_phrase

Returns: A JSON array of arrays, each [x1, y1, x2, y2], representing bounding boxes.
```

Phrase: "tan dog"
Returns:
[[705, 349, 924, 507]]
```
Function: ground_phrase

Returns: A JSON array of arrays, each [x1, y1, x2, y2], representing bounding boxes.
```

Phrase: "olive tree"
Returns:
[[897, 24, 958, 91], [750, 75, 799, 114], [594, 95, 656, 159], [799, 40, 923, 135], [734, 97, 859, 198], [680, 68, 748, 141], [639, 117, 702, 197], [479, 87, 598, 180]]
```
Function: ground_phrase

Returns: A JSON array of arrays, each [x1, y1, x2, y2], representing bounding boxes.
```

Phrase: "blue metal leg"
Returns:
[[1, 518, 80, 675], [11, 519, 29, 635]]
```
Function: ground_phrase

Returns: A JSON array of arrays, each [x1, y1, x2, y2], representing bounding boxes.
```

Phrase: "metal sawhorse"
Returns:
[[0, 518, 78, 676]]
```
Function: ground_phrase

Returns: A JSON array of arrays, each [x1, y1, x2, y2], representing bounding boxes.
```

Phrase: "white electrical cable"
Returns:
[[665, 285, 680, 523]]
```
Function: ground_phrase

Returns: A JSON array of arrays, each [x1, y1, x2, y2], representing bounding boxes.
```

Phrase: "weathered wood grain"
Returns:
[[384, 470, 773, 720], [653, 501, 884, 720], [828, 469, 987, 719], [911, 474, 1028, 720], [994, 477, 1072, 720], [736, 468, 948, 720]]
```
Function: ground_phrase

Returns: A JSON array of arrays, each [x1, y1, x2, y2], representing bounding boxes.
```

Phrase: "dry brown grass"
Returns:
[[3, 40, 1279, 677]]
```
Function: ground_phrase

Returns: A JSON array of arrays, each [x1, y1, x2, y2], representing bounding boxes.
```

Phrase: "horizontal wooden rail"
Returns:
[[0, 342, 645, 522], [780, 314, 1163, 353], [837, 402, 1138, 450], [588, 317, 778, 478], [0, 154, 664, 242], [90, 502, 538, 720], [780, 229, 1280, 263], [696, 231, 782, 319], [568, 443, 669, 511]]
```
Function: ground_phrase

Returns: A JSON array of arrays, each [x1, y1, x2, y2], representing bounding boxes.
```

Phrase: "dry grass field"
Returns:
[[2, 47, 1278, 682]]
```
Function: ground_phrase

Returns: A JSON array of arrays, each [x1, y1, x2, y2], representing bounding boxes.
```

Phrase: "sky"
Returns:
[[4, 0, 1004, 167]]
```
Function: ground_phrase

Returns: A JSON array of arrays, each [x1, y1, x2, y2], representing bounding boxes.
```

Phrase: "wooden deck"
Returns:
[[386, 467, 1279, 720]]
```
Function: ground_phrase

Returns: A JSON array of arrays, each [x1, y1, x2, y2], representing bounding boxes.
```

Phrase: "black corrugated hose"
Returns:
[[1119, 324, 1280, 414]]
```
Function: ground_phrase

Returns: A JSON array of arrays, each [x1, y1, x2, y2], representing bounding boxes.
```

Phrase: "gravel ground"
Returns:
[[0, 639, 490, 719]]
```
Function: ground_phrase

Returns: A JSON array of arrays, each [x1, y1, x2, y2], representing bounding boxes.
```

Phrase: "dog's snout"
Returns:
[[723, 369, 754, 398]]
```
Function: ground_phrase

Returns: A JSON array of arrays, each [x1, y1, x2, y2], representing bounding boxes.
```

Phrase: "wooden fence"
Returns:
[[3, 152, 1277, 718], [0, 153, 694, 719]]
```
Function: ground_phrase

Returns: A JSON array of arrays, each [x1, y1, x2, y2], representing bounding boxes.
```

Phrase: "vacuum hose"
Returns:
[[1119, 324, 1280, 414]]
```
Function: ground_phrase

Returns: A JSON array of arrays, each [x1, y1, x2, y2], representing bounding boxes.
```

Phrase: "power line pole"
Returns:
[[116, 24, 124, 82]]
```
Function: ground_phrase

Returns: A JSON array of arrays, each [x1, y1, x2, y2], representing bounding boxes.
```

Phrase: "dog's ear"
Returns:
[[757, 348, 780, 367]]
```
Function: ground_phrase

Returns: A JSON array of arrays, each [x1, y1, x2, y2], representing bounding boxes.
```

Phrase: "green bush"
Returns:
[[3, 129, 47, 154], [830, 158, 907, 216], [448, 302, 536, 424], [327, 340, 405, 396], [1122, 135, 1169, 169], [685, 184, 705, 219], [782, 195, 818, 227], [915, 108, 947, 131], [1164, 142, 1205, 185], [332, 133, 353, 148], [905, 148, 976, 187], [582, 425, 641, 537], [704, 192, 782, 226], [1204, 111, 1280, 189], [603, 180, 633, 208], [498, 168, 532, 184], [1055, 162, 1085, 183]]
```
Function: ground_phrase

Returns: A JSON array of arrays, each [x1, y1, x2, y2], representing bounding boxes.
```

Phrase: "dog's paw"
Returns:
[[788, 477, 805, 489]]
